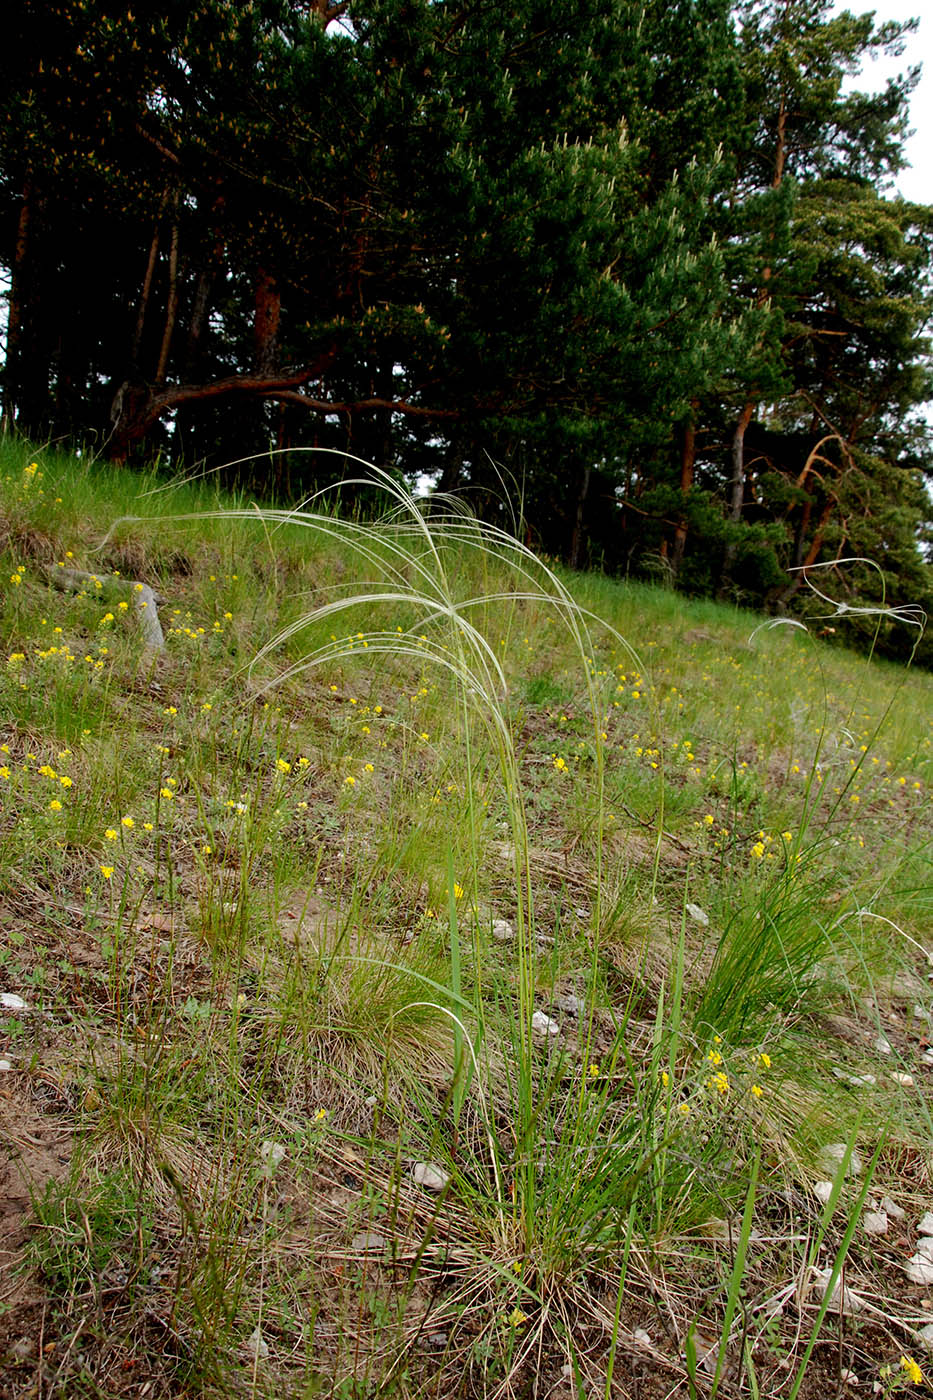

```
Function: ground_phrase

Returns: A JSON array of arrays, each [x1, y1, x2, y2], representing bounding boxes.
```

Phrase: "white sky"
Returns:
[[840, 0, 932, 203]]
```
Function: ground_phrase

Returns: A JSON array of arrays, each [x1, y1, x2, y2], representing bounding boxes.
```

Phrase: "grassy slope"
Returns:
[[1, 441, 932, 1398]]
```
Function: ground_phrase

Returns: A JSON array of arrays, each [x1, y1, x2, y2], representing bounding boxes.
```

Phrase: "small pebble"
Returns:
[[685, 903, 709, 927], [0, 993, 28, 1012], [819, 1144, 863, 1177], [411, 1162, 449, 1193], [246, 1328, 268, 1361], [882, 1196, 906, 1221], [555, 992, 584, 1016], [862, 1210, 888, 1235], [0, 1059, 12, 1072], [531, 1010, 560, 1039], [814, 1267, 863, 1314], [814, 1181, 835, 1204], [915, 1237, 933, 1264], [874, 1035, 892, 1056], [918, 1212, 933, 1236], [905, 1255, 933, 1285], [351, 1231, 387, 1254], [890, 1072, 915, 1087], [918, 1323, 933, 1352], [260, 1140, 286, 1170], [633, 1328, 652, 1347], [491, 919, 514, 942]]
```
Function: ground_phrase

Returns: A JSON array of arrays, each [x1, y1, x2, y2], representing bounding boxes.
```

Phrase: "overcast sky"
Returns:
[[840, 0, 932, 203]]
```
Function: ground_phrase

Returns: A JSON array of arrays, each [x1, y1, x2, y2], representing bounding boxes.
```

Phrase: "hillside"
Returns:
[[1, 441, 932, 1398]]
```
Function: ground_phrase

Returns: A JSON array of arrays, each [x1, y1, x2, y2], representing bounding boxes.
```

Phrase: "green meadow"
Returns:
[[1, 440, 932, 1398]]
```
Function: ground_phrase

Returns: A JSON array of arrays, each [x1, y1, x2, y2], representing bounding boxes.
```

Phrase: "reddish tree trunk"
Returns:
[[254, 267, 281, 375], [671, 410, 696, 574]]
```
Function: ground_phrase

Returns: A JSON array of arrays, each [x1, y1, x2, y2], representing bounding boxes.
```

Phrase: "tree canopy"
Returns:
[[2, 0, 931, 658]]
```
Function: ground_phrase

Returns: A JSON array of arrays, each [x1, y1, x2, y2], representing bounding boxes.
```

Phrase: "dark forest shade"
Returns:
[[1, 0, 930, 656]]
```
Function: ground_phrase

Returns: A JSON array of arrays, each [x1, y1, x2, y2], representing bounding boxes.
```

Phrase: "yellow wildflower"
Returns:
[[900, 1356, 924, 1385]]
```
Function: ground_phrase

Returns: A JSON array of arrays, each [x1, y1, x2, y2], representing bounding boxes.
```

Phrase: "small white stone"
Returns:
[[840, 1369, 859, 1386], [914, 1237, 933, 1263], [685, 903, 709, 927], [491, 919, 514, 942], [890, 1072, 915, 1087], [0, 1059, 12, 1072], [561, 1363, 573, 1379], [874, 1035, 892, 1056], [632, 1328, 652, 1347], [814, 1180, 835, 1204], [411, 1162, 449, 1193], [882, 1196, 907, 1221], [832, 1068, 877, 1087], [246, 1327, 269, 1361], [814, 1267, 863, 1314], [820, 1144, 863, 1177], [863, 1211, 888, 1236], [364, 1094, 378, 1108], [260, 1140, 286, 1170], [556, 992, 584, 1017], [918, 1323, 933, 1352], [918, 1212, 933, 1236], [531, 1010, 560, 1039], [905, 1255, 933, 1285], [922, 1049, 933, 1066], [913, 1003, 931, 1021], [0, 993, 28, 1012]]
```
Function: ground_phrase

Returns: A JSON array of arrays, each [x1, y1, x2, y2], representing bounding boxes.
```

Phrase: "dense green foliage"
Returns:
[[1, 0, 931, 648]]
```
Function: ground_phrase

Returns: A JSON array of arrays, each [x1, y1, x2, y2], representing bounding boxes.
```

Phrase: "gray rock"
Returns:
[[411, 1162, 449, 1193], [814, 1267, 864, 1314], [862, 1211, 888, 1236], [246, 1328, 269, 1361], [819, 1144, 863, 1177], [352, 1231, 387, 1254], [906, 1255, 933, 1285], [555, 992, 584, 1017], [531, 1010, 560, 1039]]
